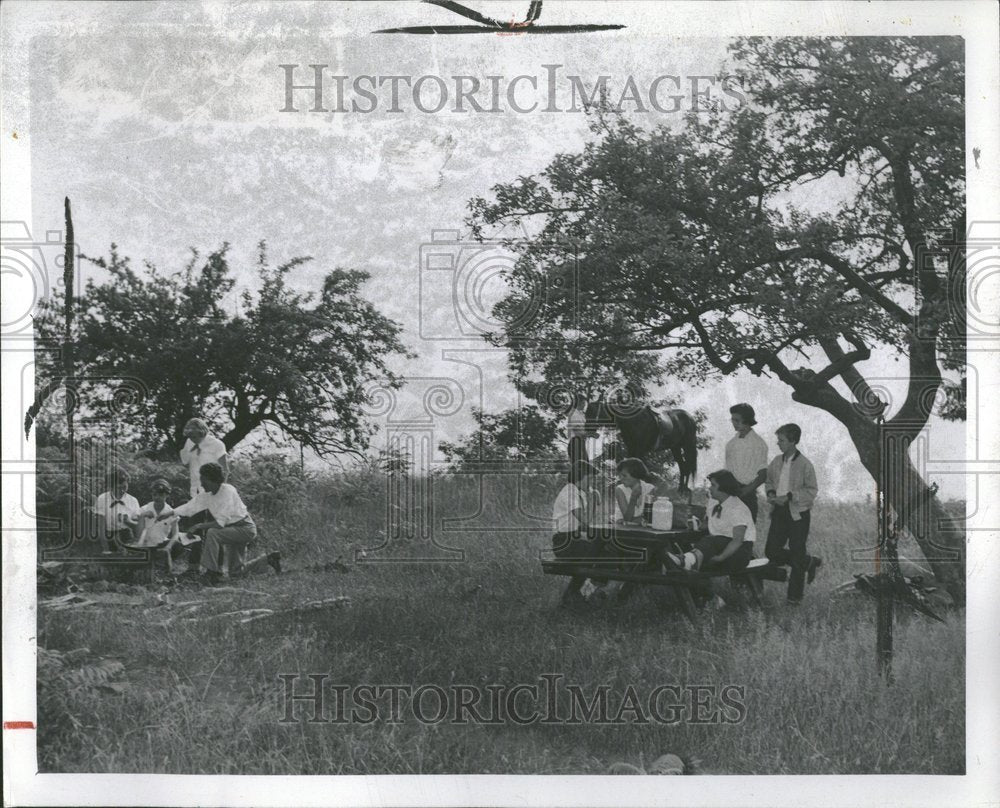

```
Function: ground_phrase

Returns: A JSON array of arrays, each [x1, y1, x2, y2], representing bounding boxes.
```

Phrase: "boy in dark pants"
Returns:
[[764, 423, 820, 603]]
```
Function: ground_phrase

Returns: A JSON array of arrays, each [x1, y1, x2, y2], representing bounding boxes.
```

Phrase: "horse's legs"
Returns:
[[675, 452, 690, 496]]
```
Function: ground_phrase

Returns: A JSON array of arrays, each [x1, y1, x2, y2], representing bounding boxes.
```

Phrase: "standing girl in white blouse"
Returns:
[[179, 418, 229, 498]]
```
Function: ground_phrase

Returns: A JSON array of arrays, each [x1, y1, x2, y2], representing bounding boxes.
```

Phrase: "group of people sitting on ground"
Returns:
[[552, 402, 820, 608], [91, 418, 279, 585]]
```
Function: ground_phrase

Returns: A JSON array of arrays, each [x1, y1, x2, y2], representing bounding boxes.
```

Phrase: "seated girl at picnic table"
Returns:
[[168, 462, 279, 585], [552, 460, 607, 606], [665, 470, 755, 574], [614, 458, 670, 524]]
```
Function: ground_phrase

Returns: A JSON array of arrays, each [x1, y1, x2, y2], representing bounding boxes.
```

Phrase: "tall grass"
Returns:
[[37, 468, 964, 774]]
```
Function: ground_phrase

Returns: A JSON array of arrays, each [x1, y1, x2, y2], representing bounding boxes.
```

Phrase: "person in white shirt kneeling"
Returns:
[[666, 470, 755, 575], [169, 462, 279, 585]]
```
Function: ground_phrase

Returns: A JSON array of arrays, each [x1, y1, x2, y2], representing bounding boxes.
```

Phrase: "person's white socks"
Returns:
[[665, 551, 699, 570]]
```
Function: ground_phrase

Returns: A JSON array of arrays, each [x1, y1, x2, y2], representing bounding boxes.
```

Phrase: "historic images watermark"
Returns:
[[278, 64, 747, 114], [278, 673, 748, 725]]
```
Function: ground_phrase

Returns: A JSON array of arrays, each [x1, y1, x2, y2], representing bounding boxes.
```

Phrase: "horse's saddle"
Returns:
[[648, 408, 679, 453]]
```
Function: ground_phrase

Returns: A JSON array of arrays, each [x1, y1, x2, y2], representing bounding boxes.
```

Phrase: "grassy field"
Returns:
[[36, 473, 965, 775]]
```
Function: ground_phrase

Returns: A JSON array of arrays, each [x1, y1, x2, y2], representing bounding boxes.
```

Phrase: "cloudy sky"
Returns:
[[8, 1, 968, 499]]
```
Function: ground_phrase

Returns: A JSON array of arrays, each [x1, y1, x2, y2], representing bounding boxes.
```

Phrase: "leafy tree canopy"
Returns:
[[34, 242, 412, 456], [471, 37, 963, 429]]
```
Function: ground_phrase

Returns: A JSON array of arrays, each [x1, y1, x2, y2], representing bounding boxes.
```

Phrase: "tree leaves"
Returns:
[[33, 243, 409, 456], [439, 405, 563, 470], [468, 37, 965, 423]]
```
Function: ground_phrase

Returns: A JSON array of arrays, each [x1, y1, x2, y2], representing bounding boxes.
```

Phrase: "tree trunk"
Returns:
[[836, 406, 965, 606], [222, 415, 259, 452], [790, 381, 965, 606], [882, 449, 964, 607]]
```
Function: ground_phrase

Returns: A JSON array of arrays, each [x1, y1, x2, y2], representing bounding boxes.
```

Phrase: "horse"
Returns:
[[583, 400, 698, 494]]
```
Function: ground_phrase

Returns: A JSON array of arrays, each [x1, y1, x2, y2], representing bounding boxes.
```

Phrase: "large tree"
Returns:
[[469, 38, 966, 602], [33, 242, 411, 456]]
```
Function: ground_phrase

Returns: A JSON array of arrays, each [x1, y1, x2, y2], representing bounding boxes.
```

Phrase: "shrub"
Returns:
[[230, 453, 310, 521]]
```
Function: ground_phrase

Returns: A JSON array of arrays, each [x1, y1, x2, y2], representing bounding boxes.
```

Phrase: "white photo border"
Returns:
[[3, 1, 998, 806]]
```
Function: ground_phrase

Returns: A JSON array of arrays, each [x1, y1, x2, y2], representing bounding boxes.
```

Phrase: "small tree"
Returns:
[[438, 405, 563, 471], [33, 242, 412, 457]]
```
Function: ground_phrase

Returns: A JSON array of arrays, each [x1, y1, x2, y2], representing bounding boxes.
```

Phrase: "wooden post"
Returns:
[[63, 198, 75, 450], [876, 415, 894, 682], [62, 198, 79, 542], [674, 585, 698, 624]]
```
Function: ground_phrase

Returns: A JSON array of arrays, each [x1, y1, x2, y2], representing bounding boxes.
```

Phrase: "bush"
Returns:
[[227, 453, 326, 557], [230, 453, 310, 521]]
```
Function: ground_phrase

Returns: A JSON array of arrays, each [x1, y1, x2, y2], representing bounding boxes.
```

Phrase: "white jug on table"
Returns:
[[651, 498, 674, 530]]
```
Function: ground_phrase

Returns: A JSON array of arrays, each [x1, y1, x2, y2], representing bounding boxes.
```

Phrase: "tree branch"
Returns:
[[818, 335, 887, 417], [796, 247, 915, 324], [812, 336, 871, 387]]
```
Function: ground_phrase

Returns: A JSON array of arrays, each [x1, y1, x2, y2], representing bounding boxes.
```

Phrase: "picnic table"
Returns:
[[541, 522, 787, 621]]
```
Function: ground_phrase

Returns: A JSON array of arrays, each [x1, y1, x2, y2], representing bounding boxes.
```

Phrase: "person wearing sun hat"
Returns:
[[135, 478, 178, 547], [130, 477, 189, 572]]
